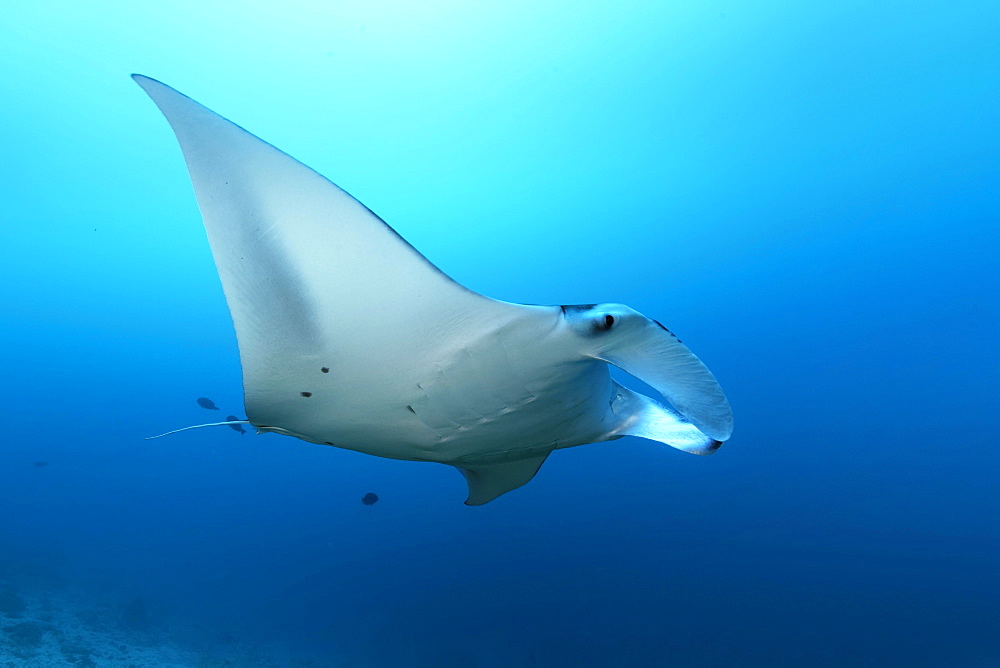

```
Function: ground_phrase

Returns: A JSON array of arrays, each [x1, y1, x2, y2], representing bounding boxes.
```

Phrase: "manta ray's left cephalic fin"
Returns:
[[456, 454, 550, 505], [610, 383, 722, 455]]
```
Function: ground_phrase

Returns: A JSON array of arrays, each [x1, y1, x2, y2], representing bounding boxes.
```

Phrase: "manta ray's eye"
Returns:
[[593, 314, 615, 333]]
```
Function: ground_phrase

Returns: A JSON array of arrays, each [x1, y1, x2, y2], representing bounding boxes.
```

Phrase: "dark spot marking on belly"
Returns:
[[321, 367, 329, 373], [300, 391, 312, 397]]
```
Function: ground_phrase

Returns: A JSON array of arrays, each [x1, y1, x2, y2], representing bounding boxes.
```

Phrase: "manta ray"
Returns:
[[135, 75, 733, 505]]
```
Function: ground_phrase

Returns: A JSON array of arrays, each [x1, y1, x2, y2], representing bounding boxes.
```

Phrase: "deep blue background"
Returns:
[[2, 2, 997, 665]]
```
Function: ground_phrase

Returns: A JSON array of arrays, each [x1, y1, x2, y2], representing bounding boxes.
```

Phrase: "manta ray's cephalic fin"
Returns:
[[611, 383, 722, 455]]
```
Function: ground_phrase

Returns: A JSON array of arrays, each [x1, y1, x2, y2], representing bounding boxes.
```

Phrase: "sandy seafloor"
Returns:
[[0, 578, 320, 667]]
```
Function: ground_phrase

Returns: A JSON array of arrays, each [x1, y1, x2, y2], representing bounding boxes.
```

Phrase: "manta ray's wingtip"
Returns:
[[131, 74, 171, 93]]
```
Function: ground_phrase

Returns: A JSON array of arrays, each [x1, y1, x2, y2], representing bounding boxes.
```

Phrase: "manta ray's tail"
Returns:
[[145, 420, 251, 440]]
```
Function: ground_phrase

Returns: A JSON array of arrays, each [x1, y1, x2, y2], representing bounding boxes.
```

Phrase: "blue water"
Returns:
[[2, 2, 998, 666]]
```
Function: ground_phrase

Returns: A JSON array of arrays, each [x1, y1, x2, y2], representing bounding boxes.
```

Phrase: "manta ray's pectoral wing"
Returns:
[[133, 75, 524, 436], [455, 454, 550, 505]]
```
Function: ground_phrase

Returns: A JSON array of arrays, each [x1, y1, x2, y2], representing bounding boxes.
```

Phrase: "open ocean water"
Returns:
[[1, 2, 997, 666]]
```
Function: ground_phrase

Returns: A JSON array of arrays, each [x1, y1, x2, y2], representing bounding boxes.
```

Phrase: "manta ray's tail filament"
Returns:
[[145, 420, 251, 440]]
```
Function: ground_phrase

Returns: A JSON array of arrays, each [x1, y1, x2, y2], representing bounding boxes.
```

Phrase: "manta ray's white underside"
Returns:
[[134, 75, 733, 505]]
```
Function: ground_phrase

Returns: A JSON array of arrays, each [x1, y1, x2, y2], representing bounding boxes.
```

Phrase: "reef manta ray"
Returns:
[[135, 74, 733, 505]]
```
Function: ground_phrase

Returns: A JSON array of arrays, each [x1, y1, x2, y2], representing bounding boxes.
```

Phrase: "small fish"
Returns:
[[226, 416, 247, 435], [361, 493, 379, 506], [33, 461, 49, 468], [196, 397, 220, 410]]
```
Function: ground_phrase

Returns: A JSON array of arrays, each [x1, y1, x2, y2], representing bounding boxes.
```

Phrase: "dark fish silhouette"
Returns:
[[226, 416, 247, 435], [361, 493, 379, 506], [33, 461, 49, 468], [196, 397, 220, 410]]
